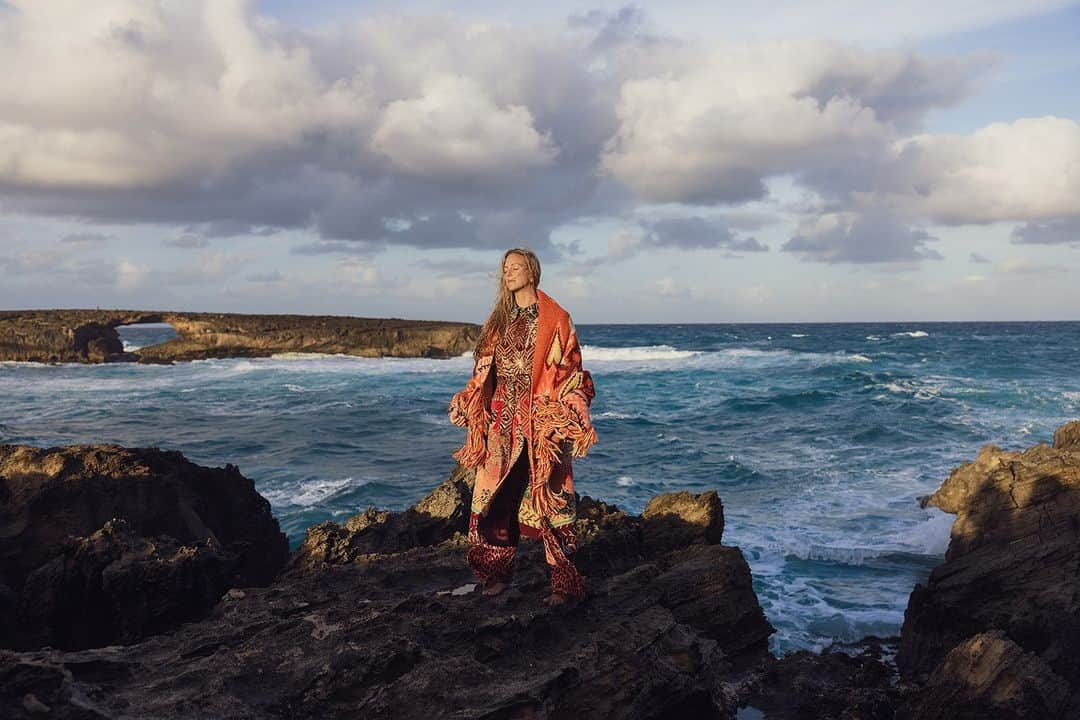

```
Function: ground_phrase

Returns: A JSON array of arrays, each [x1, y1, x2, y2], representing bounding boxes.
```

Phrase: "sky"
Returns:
[[0, 1, 1078, 323]]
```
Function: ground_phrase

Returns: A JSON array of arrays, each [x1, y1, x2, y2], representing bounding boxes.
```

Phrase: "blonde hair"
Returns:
[[475, 247, 541, 358]]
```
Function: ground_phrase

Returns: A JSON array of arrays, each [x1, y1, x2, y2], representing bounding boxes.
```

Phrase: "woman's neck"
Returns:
[[513, 286, 538, 308]]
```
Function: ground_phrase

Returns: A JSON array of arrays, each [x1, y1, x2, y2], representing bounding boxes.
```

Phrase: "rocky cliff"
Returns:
[[0, 310, 480, 363], [895, 420, 1080, 717], [0, 444, 289, 651]]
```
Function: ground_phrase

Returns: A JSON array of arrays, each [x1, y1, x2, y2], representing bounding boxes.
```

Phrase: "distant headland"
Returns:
[[0, 309, 480, 364]]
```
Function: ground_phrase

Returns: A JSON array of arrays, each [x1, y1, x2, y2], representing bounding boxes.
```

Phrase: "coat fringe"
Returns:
[[451, 387, 490, 468], [530, 395, 598, 516]]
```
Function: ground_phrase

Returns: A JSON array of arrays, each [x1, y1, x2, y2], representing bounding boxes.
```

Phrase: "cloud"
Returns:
[[164, 251, 255, 286], [969, 252, 991, 264], [571, 215, 765, 272], [370, 74, 558, 182], [782, 211, 941, 264], [1010, 216, 1080, 246], [59, 231, 109, 248], [0, 1, 1069, 274], [646, 216, 767, 252], [164, 235, 210, 249], [0, 3, 611, 253], [0, 247, 63, 274], [862, 117, 1080, 224], [411, 257, 494, 277], [994, 256, 1066, 275], [601, 40, 989, 203], [246, 270, 284, 283], [291, 239, 380, 256]]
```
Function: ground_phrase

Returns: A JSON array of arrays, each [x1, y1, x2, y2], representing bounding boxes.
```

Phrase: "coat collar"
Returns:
[[532, 288, 568, 393]]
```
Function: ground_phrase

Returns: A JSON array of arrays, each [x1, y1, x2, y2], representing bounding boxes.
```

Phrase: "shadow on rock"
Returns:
[[0, 444, 289, 651]]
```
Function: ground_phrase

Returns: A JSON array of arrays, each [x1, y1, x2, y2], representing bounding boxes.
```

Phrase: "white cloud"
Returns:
[[866, 117, 1080, 224], [783, 210, 941, 264], [602, 40, 987, 203], [371, 74, 558, 181], [994, 256, 1065, 275], [116, 259, 150, 290], [0, 0, 1073, 284], [166, 251, 256, 286]]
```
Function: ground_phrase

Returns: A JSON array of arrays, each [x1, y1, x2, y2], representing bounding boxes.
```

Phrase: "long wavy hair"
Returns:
[[475, 247, 541, 358]]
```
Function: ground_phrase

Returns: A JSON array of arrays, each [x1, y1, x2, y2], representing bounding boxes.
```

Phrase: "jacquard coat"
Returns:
[[449, 289, 597, 530]]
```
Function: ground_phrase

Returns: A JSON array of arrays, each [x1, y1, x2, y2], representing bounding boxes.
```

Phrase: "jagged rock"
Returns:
[[290, 465, 474, 570], [899, 420, 1080, 687], [1053, 422, 1080, 451], [899, 631, 1073, 720], [0, 443, 773, 718], [0, 309, 479, 363], [0, 650, 111, 720], [0, 444, 288, 649], [642, 490, 724, 551], [741, 637, 901, 720], [0, 524, 771, 719], [18, 519, 233, 650]]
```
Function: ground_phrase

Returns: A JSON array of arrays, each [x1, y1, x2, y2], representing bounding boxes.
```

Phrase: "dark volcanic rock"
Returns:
[[642, 490, 724, 552], [899, 631, 1073, 720], [0, 444, 288, 650], [0, 309, 479, 363], [0, 455, 774, 719], [742, 637, 901, 720], [898, 422, 1080, 686], [19, 519, 233, 650], [290, 463, 474, 569]]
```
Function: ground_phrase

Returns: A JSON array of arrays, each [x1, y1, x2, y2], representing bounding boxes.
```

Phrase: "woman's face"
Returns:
[[502, 253, 532, 292]]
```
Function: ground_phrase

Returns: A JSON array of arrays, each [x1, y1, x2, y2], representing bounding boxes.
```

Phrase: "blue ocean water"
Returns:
[[3, 321, 1079, 653]]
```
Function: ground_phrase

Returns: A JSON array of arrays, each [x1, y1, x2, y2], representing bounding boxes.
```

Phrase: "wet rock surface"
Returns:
[[0, 309, 479, 363]]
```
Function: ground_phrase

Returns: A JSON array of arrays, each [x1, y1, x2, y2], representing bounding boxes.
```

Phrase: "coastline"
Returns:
[[0, 309, 480, 364]]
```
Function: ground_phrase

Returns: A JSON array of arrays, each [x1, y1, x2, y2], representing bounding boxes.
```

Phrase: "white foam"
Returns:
[[785, 544, 885, 566], [264, 476, 365, 507], [847, 354, 872, 363], [581, 344, 698, 362], [881, 378, 945, 400], [615, 475, 635, 487], [885, 510, 953, 556], [193, 353, 475, 376], [892, 330, 929, 338], [790, 333, 808, 338]]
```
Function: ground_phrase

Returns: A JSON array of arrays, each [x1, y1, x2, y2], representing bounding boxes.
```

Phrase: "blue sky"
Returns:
[[0, 1, 1078, 322]]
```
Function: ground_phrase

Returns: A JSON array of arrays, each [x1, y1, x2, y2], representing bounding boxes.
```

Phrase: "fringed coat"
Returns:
[[448, 289, 597, 536]]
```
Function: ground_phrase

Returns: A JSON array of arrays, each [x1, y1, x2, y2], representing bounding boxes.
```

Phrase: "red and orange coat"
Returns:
[[449, 289, 597, 528]]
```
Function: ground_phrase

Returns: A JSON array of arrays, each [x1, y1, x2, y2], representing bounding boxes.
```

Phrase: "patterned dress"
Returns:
[[492, 302, 538, 476]]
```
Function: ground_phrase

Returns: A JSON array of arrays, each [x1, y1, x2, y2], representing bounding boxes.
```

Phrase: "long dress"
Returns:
[[448, 289, 597, 596]]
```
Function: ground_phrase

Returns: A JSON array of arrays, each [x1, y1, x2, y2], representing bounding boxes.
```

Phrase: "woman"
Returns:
[[448, 248, 597, 606]]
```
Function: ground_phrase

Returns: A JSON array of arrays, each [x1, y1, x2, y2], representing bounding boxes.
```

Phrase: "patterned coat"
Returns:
[[448, 289, 597, 531]]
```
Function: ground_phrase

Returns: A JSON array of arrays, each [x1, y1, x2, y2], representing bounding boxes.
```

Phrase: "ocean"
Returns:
[[3, 321, 1078, 653]]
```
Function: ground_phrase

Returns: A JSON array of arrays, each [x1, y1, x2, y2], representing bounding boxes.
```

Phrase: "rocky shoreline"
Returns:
[[0, 310, 480, 363], [2, 422, 1080, 718]]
